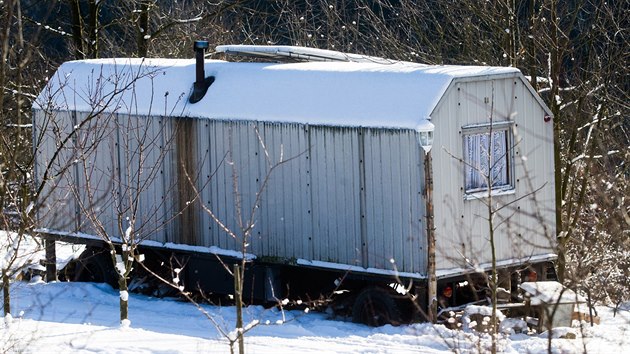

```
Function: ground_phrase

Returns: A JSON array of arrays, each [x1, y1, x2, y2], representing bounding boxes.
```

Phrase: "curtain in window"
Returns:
[[465, 130, 508, 191]]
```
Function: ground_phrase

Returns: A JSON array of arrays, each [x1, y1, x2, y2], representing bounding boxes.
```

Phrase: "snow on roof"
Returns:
[[520, 281, 587, 305], [35, 57, 520, 131]]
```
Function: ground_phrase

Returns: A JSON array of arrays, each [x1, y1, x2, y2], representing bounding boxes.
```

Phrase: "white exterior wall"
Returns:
[[189, 122, 427, 274], [34, 110, 172, 243], [34, 112, 428, 275], [430, 75, 556, 275], [34, 109, 78, 233]]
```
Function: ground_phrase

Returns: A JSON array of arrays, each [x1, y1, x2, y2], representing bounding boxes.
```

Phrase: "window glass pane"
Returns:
[[464, 129, 510, 192]]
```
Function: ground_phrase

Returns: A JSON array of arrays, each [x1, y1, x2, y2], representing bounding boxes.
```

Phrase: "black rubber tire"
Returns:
[[74, 248, 119, 288], [352, 286, 402, 326]]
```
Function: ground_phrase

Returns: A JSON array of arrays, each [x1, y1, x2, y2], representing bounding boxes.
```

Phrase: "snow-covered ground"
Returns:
[[2, 280, 629, 353]]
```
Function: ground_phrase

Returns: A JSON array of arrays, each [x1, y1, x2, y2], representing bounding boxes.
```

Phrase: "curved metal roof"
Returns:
[[35, 55, 521, 132]]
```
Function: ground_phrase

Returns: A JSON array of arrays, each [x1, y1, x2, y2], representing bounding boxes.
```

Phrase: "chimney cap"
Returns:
[[194, 40, 209, 50]]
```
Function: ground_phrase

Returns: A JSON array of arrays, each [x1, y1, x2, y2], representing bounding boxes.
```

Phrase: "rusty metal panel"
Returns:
[[195, 118, 213, 248], [157, 115, 177, 244], [172, 118, 200, 245]]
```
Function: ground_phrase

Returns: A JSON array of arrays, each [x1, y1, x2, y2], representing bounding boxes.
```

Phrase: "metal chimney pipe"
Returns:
[[194, 40, 209, 85], [190, 40, 213, 104]]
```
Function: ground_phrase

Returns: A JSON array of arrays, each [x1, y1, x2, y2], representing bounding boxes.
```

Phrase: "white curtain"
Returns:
[[465, 130, 508, 192]]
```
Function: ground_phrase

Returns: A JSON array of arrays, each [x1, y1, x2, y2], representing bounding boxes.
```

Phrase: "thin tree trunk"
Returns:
[[489, 195, 498, 354], [0, 0, 15, 118], [119, 276, 129, 322], [549, 0, 566, 283], [527, 0, 538, 91], [488, 101, 498, 354], [234, 264, 245, 354], [68, 0, 85, 59], [137, 1, 150, 57], [119, 247, 131, 323], [0, 1, 14, 317], [45, 237, 58, 282], [87, 0, 99, 58], [2, 271, 10, 316], [424, 151, 436, 323]]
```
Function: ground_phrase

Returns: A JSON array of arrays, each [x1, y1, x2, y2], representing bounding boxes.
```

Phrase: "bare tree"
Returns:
[[187, 126, 297, 353], [31, 60, 184, 324], [0, 0, 59, 316], [69, 111, 173, 324]]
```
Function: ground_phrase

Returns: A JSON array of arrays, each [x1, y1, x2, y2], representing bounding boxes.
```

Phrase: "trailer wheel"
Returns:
[[74, 248, 118, 288], [352, 286, 401, 326]]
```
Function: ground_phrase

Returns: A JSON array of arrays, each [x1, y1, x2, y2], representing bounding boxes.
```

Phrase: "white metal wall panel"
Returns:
[[431, 76, 556, 273], [35, 110, 429, 275], [204, 121, 241, 252], [74, 111, 119, 238], [34, 110, 78, 233], [134, 114, 169, 243], [309, 127, 363, 266], [193, 121, 312, 259], [255, 123, 310, 260], [511, 78, 556, 254], [364, 132, 393, 270], [35, 110, 102, 234], [158, 116, 177, 244], [64, 112, 171, 244], [362, 130, 426, 273]]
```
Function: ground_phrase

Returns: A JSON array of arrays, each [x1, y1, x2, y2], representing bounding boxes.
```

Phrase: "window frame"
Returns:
[[461, 121, 515, 197]]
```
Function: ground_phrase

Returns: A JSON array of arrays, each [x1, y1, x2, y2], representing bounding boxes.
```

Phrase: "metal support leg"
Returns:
[[44, 236, 58, 282]]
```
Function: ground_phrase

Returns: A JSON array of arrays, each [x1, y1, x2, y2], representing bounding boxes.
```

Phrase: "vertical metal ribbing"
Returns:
[[71, 110, 81, 231], [358, 129, 368, 267], [305, 124, 315, 260]]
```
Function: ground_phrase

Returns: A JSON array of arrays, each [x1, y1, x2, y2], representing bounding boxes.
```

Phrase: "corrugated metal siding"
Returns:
[[34, 110, 174, 243], [260, 123, 311, 261], [158, 115, 177, 244], [134, 114, 170, 243], [173, 118, 200, 245], [74, 111, 119, 237], [34, 110, 77, 232], [192, 121, 429, 271], [35, 111, 428, 275], [431, 76, 556, 273], [309, 127, 363, 265], [101, 113, 172, 243], [363, 129, 426, 273]]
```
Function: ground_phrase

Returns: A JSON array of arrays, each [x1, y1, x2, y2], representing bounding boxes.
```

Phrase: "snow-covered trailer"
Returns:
[[33, 44, 556, 324]]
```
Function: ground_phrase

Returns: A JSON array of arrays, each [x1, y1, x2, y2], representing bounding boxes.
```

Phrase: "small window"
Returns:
[[463, 123, 514, 194]]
